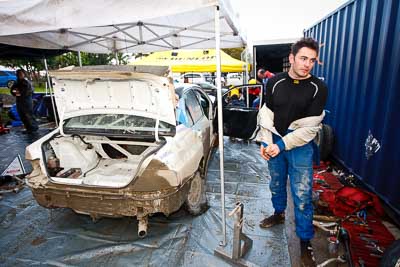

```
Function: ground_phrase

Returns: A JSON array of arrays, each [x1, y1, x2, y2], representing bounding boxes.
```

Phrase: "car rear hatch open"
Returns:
[[37, 66, 178, 188]]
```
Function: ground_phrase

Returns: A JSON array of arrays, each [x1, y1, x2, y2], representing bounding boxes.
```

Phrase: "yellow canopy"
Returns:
[[130, 49, 250, 72]]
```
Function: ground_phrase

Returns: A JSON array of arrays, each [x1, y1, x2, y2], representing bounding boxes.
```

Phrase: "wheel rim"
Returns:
[[187, 173, 202, 206], [7, 81, 14, 88]]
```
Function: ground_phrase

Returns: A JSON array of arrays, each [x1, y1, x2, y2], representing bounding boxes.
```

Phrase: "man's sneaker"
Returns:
[[259, 213, 285, 228], [300, 240, 316, 267]]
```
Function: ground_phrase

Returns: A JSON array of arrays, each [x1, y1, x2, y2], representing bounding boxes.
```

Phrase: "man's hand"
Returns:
[[260, 145, 271, 160], [12, 88, 20, 96], [266, 144, 281, 158]]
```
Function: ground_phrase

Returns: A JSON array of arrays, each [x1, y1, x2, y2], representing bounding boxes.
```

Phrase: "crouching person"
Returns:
[[256, 38, 328, 267]]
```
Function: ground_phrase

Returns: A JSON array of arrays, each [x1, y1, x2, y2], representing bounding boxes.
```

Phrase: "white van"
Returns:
[[226, 73, 242, 86], [179, 73, 212, 84]]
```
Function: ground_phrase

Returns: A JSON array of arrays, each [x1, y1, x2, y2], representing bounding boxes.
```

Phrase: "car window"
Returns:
[[196, 91, 210, 119], [199, 83, 211, 89], [184, 90, 204, 123], [5, 71, 16, 76], [64, 114, 174, 135], [0, 71, 7, 76], [185, 73, 201, 79], [176, 98, 194, 127]]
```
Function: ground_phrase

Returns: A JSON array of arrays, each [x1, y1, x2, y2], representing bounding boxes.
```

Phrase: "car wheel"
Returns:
[[7, 80, 15, 89], [314, 124, 334, 161], [185, 171, 208, 215]]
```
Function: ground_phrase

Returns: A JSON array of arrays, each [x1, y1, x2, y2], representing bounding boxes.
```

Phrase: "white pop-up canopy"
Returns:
[[0, 0, 246, 249], [0, 0, 245, 53]]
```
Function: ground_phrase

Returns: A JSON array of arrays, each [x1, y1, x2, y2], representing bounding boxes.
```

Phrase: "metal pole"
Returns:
[[241, 49, 247, 85], [215, 5, 226, 247], [78, 51, 82, 67], [43, 58, 58, 127], [115, 52, 120, 65], [246, 86, 249, 108], [253, 46, 257, 79]]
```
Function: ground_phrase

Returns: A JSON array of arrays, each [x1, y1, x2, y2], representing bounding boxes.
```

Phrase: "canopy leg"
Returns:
[[78, 51, 82, 67], [214, 4, 226, 247], [43, 58, 58, 127]]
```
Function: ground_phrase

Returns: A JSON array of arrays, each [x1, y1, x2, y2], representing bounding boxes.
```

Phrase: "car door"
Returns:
[[194, 87, 214, 148], [184, 89, 211, 157], [213, 84, 263, 139]]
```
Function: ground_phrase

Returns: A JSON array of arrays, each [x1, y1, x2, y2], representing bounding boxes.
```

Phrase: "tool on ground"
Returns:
[[214, 202, 253, 267], [0, 175, 26, 197]]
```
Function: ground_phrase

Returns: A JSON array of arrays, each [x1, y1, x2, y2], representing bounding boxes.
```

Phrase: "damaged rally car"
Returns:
[[25, 67, 215, 238]]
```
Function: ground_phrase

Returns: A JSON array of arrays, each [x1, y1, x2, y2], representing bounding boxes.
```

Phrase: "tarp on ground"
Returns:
[[0, 131, 290, 266], [130, 49, 249, 72], [0, 0, 245, 54]]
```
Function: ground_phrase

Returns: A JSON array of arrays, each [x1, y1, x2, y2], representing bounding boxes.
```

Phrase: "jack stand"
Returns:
[[214, 202, 254, 267]]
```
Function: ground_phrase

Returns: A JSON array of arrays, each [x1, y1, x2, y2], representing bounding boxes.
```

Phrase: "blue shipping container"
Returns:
[[305, 0, 400, 214]]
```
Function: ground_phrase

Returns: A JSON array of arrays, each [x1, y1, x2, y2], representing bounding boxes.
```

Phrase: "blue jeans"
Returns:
[[268, 135, 314, 241]]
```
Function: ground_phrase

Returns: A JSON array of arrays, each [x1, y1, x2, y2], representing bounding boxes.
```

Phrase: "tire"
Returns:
[[379, 239, 400, 267], [185, 171, 208, 215], [7, 80, 15, 89], [314, 124, 334, 161]]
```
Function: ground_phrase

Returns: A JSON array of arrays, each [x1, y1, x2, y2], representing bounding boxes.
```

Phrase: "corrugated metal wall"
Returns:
[[305, 0, 400, 213]]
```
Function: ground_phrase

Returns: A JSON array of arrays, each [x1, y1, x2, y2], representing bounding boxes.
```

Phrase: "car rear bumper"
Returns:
[[27, 174, 192, 219]]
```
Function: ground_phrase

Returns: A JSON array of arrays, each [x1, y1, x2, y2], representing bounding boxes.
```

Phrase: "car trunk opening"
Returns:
[[42, 134, 164, 188]]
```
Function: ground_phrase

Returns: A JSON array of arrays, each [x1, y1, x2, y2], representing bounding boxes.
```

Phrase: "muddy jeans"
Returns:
[[268, 135, 314, 241]]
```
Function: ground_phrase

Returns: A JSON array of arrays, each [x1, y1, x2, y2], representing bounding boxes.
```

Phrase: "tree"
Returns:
[[222, 48, 244, 60], [48, 52, 109, 69], [0, 58, 45, 83]]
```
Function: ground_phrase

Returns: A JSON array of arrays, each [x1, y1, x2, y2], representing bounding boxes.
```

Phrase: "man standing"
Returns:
[[10, 69, 38, 134], [257, 68, 274, 85], [256, 38, 327, 267]]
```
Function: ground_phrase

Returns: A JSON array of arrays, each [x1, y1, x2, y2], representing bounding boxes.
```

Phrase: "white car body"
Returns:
[[25, 68, 215, 237]]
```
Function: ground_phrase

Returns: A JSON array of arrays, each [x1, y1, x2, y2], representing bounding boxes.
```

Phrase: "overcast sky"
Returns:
[[230, 0, 348, 43]]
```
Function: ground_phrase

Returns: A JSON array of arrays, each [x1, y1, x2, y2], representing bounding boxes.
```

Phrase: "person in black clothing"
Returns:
[[10, 69, 38, 133], [258, 38, 328, 267]]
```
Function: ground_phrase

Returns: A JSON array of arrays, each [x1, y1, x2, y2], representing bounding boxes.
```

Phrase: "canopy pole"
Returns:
[[215, 4, 226, 247], [43, 58, 58, 127], [115, 52, 120, 65], [78, 51, 82, 67]]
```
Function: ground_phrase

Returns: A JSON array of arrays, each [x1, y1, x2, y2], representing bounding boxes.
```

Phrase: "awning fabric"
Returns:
[[130, 49, 249, 72], [0, 0, 245, 54], [0, 43, 68, 59]]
